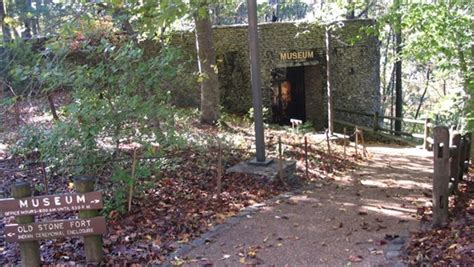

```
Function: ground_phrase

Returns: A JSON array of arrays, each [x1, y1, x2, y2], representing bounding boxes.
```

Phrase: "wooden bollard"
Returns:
[[343, 127, 347, 158], [355, 127, 359, 157], [458, 133, 471, 178], [458, 137, 466, 182], [217, 139, 222, 195], [449, 132, 461, 194], [464, 132, 472, 173], [359, 129, 368, 158], [74, 177, 104, 263], [128, 149, 138, 213], [423, 118, 431, 150], [432, 126, 450, 227], [278, 137, 284, 183], [304, 136, 309, 179], [373, 112, 379, 132], [11, 182, 41, 267]]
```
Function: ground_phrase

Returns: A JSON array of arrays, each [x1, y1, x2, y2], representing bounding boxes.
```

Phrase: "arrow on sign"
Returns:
[[7, 233, 15, 237], [90, 199, 100, 204]]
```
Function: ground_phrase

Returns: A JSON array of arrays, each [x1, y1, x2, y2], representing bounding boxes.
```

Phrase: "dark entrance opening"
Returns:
[[271, 66, 306, 125]]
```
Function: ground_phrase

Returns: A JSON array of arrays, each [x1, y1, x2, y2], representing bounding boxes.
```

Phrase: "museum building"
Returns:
[[176, 19, 380, 129]]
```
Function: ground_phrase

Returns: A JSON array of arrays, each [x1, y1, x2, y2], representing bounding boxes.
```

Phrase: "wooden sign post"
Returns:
[[75, 176, 104, 263], [11, 182, 41, 267], [0, 177, 106, 265]]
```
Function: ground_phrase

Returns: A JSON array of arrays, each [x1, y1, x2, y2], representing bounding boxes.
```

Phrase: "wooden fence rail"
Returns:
[[432, 126, 471, 227], [335, 108, 432, 149]]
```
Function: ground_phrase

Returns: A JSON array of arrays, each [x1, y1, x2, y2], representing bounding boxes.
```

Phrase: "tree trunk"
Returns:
[[414, 67, 430, 119], [394, 0, 403, 135], [0, 0, 11, 42], [32, 0, 41, 36], [19, 0, 32, 39], [47, 92, 59, 121], [381, 29, 392, 108], [193, 3, 220, 124], [346, 0, 355, 19]]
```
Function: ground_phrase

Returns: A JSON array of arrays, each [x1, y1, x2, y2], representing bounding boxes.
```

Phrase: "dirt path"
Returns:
[[181, 145, 433, 266]]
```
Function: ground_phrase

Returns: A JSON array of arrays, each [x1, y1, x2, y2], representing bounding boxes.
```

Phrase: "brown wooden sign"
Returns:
[[5, 216, 106, 242], [0, 191, 103, 216]]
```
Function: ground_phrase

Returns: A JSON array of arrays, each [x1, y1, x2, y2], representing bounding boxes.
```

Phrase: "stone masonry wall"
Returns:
[[171, 19, 380, 129], [329, 20, 381, 127]]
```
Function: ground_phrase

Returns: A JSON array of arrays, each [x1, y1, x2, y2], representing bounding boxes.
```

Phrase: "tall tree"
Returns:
[[192, 1, 220, 124], [393, 0, 402, 134], [0, 0, 11, 41]]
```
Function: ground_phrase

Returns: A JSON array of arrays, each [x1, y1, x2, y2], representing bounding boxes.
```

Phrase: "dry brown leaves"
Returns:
[[404, 179, 474, 266]]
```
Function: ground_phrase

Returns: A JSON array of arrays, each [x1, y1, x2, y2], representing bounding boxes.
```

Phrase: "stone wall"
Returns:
[[171, 19, 380, 129], [329, 20, 381, 127]]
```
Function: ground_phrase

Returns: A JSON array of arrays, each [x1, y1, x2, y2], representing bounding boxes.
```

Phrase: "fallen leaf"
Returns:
[[348, 255, 363, 262]]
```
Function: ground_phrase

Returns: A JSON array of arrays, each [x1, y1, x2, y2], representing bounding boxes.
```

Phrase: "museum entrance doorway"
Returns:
[[271, 66, 306, 125]]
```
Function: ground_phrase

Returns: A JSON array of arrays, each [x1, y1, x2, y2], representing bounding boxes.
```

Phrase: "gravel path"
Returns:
[[180, 145, 433, 267]]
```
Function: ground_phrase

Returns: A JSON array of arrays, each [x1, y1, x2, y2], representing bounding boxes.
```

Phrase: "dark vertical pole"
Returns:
[[394, 0, 403, 135], [423, 118, 431, 150], [12, 182, 41, 267], [75, 177, 103, 263], [247, 0, 266, 162]]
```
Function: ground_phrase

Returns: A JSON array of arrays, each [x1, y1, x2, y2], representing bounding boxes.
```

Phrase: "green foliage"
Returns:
[[247, 106, 270, 122], [431, 93, 468, 131], [367, 1, 473, 131], [8, 18, 191, 214]]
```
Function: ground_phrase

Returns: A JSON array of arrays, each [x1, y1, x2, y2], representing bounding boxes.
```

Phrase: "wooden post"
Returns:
[[459, 133, 472, 176], [465, 132, 472, 172], [14, 101, 20, 127], [11, 182, 41, 267], [458, 137, 466, 182], [325, 129, 331, 155], [74, 177, 104, 263], [449, 132, 461, 194], [343, 127, 347, 158], [128, 149, 138, 213], [423, 118, 431, 150], [355, 127, 359, 158], [40, 161, 49, 194], [278, 137, 283, 182], [373, 112, 379, 132], [217, 139, 222, 195], [359, 129, 368, 158], [304, 136, 309, 179], [432, 126, 450, 228]]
